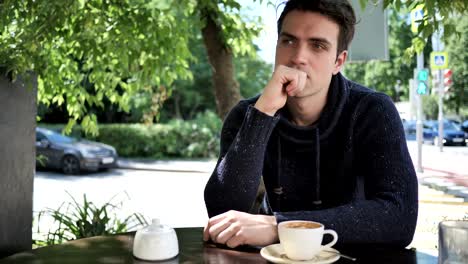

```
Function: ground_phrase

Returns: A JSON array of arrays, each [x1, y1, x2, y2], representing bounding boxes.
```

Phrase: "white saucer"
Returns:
[[260, 244, 340, 264]]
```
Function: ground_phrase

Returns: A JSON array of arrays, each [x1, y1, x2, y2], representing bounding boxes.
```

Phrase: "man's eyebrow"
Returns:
[[308, 37, 332, 47], [279, 31, 332, 46], [278, 32, 297, 39]]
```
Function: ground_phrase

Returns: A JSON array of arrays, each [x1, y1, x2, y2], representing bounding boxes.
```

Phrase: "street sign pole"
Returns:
[[411, 4, 425, 173], [430, 50, 449, 153], [438, 69, 444, 152], [416, 53, 424, 173]]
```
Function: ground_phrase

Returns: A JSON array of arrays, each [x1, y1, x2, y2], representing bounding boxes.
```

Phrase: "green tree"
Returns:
[[343, 8, 432, 101], [444, 15, 468, 117], [380, 0, 467, 57], [1, 0, 262, 134], [160, 38, 272, 121]]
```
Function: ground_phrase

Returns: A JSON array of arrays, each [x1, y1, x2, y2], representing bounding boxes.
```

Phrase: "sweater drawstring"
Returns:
[[274, 135, 283, 210], [313, 128, 322, 207]]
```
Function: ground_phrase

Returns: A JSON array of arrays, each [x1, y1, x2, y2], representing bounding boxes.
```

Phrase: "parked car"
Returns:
[[36, 127, 118, 174], [462, 120, 468, 137], [402, 120, 417, 141], [422, 120, 466, 146], [402, 120, 433, 141]]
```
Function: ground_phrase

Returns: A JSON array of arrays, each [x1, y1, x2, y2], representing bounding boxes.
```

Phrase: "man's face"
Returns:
[[275, 10, 347, 98]]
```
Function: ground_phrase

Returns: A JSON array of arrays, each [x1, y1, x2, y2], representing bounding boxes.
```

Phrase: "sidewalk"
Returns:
[[406, 141, 468, 202]]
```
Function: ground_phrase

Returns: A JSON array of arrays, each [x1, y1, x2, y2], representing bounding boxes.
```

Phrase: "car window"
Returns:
[[423, 123, 433, 129], [444, 122, 460, 130], [36, 132, 46, 142], [42, 130, 76, 144]]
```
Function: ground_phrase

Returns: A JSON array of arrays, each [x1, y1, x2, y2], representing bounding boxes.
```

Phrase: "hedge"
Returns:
[[39, 111, 222, 159]]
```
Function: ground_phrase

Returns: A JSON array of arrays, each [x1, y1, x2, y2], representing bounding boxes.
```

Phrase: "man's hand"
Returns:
[[254, 65, 307, 116], [203, 210, 278, 248]]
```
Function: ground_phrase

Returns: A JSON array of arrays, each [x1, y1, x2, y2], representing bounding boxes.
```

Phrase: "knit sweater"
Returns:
[[204, 73, 418, 247]]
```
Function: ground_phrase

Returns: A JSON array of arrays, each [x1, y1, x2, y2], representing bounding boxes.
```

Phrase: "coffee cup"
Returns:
[[278, 220, 338, 261]]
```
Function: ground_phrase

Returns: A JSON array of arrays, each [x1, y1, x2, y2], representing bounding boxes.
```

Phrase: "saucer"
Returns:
[[260, 244, 340, 264]]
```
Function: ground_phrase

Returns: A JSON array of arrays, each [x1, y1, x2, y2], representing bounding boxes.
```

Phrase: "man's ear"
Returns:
[[332, 50, 348, 75]]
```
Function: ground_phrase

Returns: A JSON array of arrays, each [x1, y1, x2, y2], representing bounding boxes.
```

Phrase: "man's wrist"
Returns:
[[254, 100, 277, 116]]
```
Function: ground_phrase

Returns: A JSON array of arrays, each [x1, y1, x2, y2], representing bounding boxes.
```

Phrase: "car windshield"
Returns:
[[443, 122, 460, 130], [43, 130, 77, 143]]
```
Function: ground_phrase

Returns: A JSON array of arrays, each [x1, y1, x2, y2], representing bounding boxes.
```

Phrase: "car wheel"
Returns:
[[62, 155, 80, 175]]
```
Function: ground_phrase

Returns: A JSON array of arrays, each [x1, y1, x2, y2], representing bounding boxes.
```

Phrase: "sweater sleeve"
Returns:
[[274, 93, 418, 247], [204, 103, 280, 217]]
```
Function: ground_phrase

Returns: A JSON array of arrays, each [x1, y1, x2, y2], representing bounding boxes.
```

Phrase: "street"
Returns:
[[33, 142, 468, 254], [34, 169, 211, 230]]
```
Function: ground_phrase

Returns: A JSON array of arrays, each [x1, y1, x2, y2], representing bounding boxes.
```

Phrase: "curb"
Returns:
[[116, 159, 216, 174], [419, 169, 468, 202]]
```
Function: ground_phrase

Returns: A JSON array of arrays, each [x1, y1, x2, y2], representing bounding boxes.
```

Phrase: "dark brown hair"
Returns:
[[277, 0, 357, 54]]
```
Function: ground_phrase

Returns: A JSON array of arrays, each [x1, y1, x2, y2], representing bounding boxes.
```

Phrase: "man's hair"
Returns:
[[277, 0, 357, 54]]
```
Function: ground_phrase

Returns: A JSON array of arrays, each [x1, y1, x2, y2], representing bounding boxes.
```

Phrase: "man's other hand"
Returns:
[[203, 210, 278, 248]]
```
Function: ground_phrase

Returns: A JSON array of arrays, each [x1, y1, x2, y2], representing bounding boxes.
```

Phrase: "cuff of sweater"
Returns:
[[273, 212, 288, 223], [273, 211, 317, 223], [241, 105, 280, 142]]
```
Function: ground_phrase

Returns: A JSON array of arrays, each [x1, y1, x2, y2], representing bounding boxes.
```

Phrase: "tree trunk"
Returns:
[[0, 73, 36, 257], [200, 9, 241, 119]]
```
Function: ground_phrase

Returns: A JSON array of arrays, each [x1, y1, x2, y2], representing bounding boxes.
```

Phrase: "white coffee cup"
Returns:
[[278, 220, 338, 261]]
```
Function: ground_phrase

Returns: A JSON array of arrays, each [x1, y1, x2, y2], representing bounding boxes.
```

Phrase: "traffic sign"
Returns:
[[411, 5, 425, 34], [430, 51, 449, 70]]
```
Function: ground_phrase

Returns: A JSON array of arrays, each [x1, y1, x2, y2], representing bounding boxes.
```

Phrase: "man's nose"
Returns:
[[290, 43, 308, 66]]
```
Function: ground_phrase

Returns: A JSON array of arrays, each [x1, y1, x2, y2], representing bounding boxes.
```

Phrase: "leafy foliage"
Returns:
[[381, 0, 468, 58], [34, 192, 147, 247], [346, 3, 467, 118], [444, 15, 468, 117], [1, 0, 262, 135], [343, 9, 432, 101], [159, 34, 272, 121]]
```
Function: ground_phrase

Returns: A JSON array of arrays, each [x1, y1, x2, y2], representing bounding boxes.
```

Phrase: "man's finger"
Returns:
[[225, 229, 246, 248], [208, 218, 233, 243], [298, 71, 307, 91], [203, 211, 231, 241], [284, 77, 298, 94], [203, 222, 210, 241], [215, 222, 241, 244]]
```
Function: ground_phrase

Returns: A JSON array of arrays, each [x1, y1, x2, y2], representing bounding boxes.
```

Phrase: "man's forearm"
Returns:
[[204, 105, 279, 217]]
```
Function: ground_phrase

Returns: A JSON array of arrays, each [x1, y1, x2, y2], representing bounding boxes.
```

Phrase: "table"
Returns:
[[1, 227, 437, 263]]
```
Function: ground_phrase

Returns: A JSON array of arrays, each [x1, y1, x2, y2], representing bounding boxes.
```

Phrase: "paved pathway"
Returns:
[[406, 141, 468, 202]]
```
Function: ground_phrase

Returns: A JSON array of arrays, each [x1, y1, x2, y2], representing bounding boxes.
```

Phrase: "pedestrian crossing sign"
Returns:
[[411, 5, 425, 33], [430, 51, 449, 70]]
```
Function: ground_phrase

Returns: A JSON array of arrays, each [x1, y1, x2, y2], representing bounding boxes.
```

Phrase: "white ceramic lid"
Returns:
[[137, 218, 173, 235]]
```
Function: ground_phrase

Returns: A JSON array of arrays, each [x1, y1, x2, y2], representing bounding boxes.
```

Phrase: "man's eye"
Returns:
[[311, 42, 327, 50], [281, 39, 294, 45], [312, 43, 323, 49]]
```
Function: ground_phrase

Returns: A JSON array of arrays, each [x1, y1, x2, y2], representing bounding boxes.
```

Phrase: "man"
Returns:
[[203, 0, 418, 249]]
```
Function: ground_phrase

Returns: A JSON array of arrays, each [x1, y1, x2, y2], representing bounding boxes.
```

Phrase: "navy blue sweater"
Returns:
[[204, 73, 418, 247]]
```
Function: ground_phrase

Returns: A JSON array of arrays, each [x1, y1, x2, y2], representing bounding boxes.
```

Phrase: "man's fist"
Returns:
[[254, 65, 307, 116]]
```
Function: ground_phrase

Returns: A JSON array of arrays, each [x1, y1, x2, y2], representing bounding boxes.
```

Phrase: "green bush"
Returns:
[[34, 192, 147, 247], [39, 110, 222, 159]]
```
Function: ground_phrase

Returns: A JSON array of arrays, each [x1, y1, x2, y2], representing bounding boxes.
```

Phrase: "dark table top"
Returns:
[[1, 227, 437, 264]]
